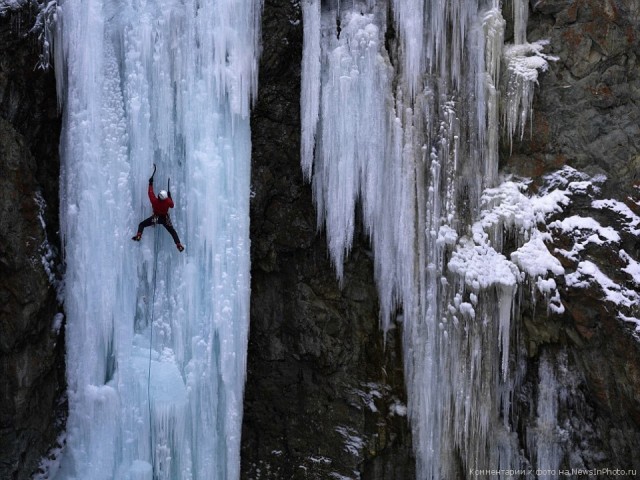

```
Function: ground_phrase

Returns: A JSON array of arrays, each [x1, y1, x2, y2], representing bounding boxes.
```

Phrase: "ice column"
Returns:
[[54, 0, 260, 478], [482, 3, 505, 182], [527, 352, 563, 479]]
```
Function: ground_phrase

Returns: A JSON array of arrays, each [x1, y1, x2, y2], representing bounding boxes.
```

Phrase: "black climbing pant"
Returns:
[[137, 214, 181, 245]]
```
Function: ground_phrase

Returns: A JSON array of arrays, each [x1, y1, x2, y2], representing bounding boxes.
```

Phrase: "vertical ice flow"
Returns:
[[54, 0, 260, 477], [302, 0, 553, 478], [301, 0, 321, 181], [527, 352, 563, 479]]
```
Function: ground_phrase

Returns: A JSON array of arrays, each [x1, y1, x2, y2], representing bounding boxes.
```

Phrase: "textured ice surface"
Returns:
[[502, 41, 557, 144], [301, 1, 557, 477], [53, 0, 260, 477]]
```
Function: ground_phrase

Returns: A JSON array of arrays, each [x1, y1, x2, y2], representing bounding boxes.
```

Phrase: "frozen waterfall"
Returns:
[[301, 0, 553, 478], [52, 0, 260, 477]]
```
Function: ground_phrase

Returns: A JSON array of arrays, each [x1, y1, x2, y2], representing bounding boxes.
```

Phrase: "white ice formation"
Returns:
[[52, 0, 260, 477], [301, 0, 558, 478]]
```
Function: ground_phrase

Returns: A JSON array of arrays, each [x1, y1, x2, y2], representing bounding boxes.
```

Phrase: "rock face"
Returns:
[[503, 0, 640, 475], [510, 0, 640, 200], [241, 0, 414, 478], [0, 6, 64, 480]]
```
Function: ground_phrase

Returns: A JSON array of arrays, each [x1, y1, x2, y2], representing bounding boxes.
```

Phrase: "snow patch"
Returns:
[[449, 179, 567, 300], [549, 215, 620, 243], [620, 250, 640, 285], [35, 191, 63, 303], [549, 215, 620, 261], [33, 431, 66, 480], [350, 383, 385, 413], [449, 236, 519, 290], [308, 455, 332, 464], [0, 0, 28, 14], [511, 230, 564, 278], [566, 261, 639, 308], [335, 426, 365, 456], [619, 314, 640, 336], [389, 399, 407, 417], [329, 473, 356, 480], [592, 199, 640, 235]]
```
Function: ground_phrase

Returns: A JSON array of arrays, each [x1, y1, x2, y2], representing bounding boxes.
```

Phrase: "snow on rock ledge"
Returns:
[[447, 174, 568, 307], [448, 165, 640, 341]]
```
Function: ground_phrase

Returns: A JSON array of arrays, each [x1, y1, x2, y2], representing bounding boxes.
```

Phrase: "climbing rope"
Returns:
[[147, 227, 160, 477]]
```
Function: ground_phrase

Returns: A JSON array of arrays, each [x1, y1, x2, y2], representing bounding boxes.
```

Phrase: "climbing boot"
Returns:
[[132, 233, 142, 241], [176, 243, 184, 252]]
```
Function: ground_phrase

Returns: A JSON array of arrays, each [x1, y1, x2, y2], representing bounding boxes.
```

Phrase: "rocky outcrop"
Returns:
[[509, 0, 640, 198], [241, 0, 414, 478], [0, 6, 64, 480], [503, 0, 640, 475]]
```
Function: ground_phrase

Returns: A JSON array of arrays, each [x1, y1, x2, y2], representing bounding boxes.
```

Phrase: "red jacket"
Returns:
[[148, 185, 174, 215]]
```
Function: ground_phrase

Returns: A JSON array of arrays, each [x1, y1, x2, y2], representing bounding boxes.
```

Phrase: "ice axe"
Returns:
[[149, 163, 157, 185]]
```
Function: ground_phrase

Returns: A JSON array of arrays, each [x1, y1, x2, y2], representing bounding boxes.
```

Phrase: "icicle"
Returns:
[[301, 0, 321, 180], [502, 39, 555, 145], [483, 4, 505, 87], [309, 4, 391, 282], [481, 5, 505, 182], [527, 352, 563, 479], [390, 0, 424, 96], [512, 0, 529, 45], [498, 285, 514, 382]]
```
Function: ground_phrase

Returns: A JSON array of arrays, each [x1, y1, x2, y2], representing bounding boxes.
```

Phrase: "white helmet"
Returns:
[[158, 190, 168, 200]]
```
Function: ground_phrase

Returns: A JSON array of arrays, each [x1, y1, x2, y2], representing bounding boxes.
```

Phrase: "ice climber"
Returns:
[[132, 168, 184, 252]]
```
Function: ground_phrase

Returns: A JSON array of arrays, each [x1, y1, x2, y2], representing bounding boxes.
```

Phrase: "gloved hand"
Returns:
[[149, 177, 154, 185], [168, 190, 172, 199]]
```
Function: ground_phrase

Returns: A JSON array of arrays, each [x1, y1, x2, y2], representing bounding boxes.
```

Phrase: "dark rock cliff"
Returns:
[[0, 5, 65, 480], [511, 0, 639, 199]]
